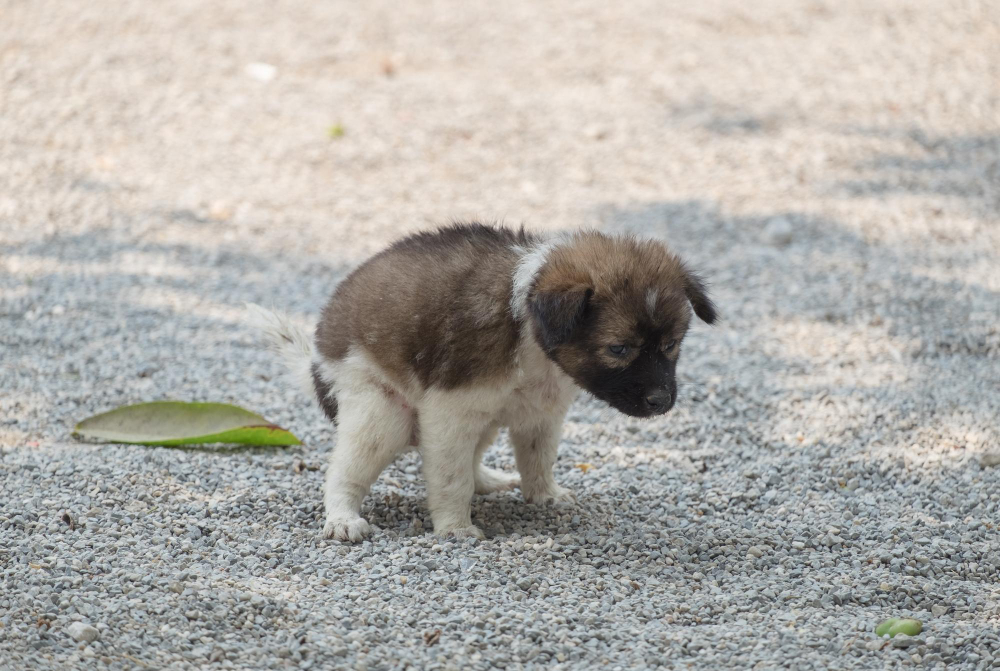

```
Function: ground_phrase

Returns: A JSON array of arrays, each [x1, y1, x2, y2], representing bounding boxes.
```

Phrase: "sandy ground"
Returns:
[[2, 1, 999, 669]]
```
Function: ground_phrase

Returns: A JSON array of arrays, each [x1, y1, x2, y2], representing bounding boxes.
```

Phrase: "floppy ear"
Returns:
[[528, 287, 592, 350], [682, 268, 718, 324]]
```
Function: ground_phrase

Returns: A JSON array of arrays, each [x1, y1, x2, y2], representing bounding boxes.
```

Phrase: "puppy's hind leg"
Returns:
[[473, 425, 521, 494], [323, 385, 412, 541]]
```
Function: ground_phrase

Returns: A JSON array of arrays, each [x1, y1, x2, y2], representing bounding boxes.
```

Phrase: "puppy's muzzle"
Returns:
[[643, 389, 673, 414]]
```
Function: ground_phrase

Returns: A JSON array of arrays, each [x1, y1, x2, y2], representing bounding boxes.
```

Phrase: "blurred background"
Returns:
[[1, 0, 997, 451], [2, 2, 1000, 668]]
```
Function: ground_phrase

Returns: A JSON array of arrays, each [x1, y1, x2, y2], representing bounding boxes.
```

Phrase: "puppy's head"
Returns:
[[527, 233, 716, 418]]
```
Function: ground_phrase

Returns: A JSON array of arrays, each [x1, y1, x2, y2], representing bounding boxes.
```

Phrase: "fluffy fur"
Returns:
[[249, 222, 716, 541]]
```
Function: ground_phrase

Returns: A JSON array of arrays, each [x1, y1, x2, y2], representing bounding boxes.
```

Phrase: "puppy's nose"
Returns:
[[644, 389, 672, 412]]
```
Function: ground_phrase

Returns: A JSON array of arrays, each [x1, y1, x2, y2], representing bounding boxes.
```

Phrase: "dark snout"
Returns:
[[581, 351, 680, 418], [643, 387, 674, 414]]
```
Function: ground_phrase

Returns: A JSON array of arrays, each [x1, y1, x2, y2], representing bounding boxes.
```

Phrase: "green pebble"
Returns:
[[888, 619, 922, 637], [876, 617, 922, 637], [875, 618, 899, 637]]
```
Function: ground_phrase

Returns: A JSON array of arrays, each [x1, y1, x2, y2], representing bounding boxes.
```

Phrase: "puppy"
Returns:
[[248, 223, 716, 541]]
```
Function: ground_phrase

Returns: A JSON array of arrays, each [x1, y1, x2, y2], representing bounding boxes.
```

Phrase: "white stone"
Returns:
[[245, 62, 277, 82], [67, 622, 99, 643]]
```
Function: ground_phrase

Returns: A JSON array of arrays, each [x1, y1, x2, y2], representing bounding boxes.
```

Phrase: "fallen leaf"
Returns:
[[423, 630, 441, 646], [328, 124, 345, 139], [575, 463, 593, 473], [72, 401, 301, 447]]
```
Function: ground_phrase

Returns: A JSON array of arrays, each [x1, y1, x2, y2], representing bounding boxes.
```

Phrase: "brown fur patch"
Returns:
[[315, 223, 537, 389]]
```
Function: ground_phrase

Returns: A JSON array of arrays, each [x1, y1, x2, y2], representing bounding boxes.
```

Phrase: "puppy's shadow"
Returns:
[[474, 492, 613, 538], [362, 489, 611, 540]]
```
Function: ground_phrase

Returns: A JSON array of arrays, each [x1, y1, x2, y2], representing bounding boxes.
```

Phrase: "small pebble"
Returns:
[[762, 217, 794, 246], [66, 622, 99, 644]]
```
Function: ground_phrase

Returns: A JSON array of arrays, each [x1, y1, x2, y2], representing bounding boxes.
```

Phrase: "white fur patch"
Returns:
[[510, 240, 556, 321], [645, 288, 658, 317], [317, 335, 578, 540], [245, 303, 315, 397]]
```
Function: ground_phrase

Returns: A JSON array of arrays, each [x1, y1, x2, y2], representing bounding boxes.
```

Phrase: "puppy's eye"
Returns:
[[664, 340, 677, 351], [608, 344, 629, 356]]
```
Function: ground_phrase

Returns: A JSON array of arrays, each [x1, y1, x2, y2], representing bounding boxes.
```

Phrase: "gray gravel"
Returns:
[[2, 1, 1000, 669]]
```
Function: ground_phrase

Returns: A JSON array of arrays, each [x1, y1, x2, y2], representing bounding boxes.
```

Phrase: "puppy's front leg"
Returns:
[[419, 402, 488, 539], [511, 419, 574, 504]]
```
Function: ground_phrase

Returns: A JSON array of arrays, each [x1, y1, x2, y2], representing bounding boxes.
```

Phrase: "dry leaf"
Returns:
[[423, 630, 441, 646], [575, 463, 593, 473], [73, 401, 301, 447]]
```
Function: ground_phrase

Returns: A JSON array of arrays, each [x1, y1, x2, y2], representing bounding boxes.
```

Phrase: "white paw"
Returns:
[[323, 514, 372, 542], [475, 467, 521, 494], [434, 524, 485, 540], [523, 483, 575, 504]]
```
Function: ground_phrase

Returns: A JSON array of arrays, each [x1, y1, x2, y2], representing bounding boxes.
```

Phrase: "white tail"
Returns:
[[244, 303, 316, 397]]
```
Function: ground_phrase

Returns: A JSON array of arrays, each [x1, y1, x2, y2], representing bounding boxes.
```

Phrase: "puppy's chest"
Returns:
[[496, 356, 577, 429]]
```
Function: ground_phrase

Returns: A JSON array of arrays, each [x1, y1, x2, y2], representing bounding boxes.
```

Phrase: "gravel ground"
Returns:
[[2, 1, 1000, 669]]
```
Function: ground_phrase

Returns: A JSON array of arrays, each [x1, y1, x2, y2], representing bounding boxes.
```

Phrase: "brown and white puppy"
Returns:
[[248, 223, 716, 541]]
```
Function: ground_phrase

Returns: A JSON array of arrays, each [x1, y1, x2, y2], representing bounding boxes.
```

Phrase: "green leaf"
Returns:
[[73, 401, 301, 447]]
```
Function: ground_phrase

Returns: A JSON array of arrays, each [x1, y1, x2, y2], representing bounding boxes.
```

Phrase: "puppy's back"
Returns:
[[316, 223, 538, 390]]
